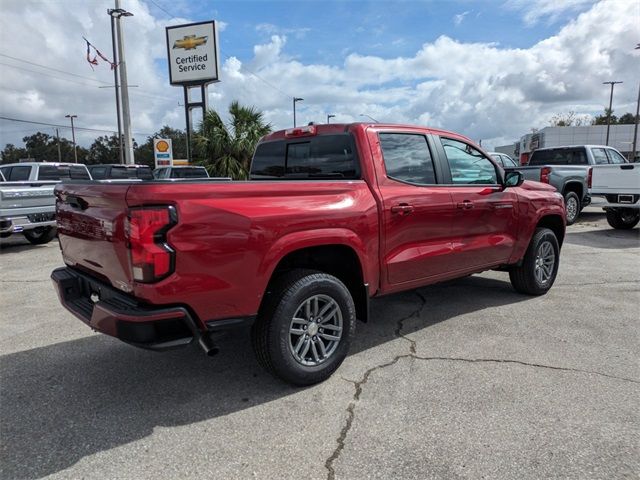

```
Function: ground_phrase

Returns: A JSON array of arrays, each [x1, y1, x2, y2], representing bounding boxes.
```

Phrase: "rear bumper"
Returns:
[[51, 267, 200, 350], [0, 210, 56, 234]]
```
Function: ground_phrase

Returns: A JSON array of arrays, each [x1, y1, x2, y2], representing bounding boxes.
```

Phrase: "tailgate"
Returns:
[[591, 164, 640, 194], [0, 183, 56, 212], [56, 183, 134, 291]]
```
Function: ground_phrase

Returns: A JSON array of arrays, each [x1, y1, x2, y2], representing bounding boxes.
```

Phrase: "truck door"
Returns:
[[434, 136, 518, 269], [370, 130, 456, 287]]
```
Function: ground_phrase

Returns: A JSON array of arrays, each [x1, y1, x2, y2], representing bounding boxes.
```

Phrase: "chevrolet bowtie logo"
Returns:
[[173, 35, 208, 50]]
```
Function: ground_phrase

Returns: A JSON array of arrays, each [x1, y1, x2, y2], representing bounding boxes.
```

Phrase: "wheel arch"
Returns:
[[260, 234, 370, 322], [536, 214, 565, 247]]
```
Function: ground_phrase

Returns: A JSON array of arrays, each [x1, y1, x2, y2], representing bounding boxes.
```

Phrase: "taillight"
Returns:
[[285, 125, 317, 138], [587, 167, 593, 189], [540, 166, 551, 184], [126, 206, 177, 283]]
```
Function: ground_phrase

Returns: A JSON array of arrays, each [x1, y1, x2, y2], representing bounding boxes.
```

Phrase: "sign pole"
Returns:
[[183, 86, 191, 163]]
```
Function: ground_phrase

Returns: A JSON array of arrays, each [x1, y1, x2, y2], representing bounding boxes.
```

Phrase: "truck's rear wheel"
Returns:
[[605, 208, 640, 230], [564, 191, 580, 225], [509, 227, 559, 295], [23, 227, 56, 245], [252, 269, 356, 386]]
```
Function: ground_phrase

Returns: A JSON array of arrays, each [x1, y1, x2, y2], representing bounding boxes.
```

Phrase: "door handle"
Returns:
[[391, 204, 414, 215], [456, 200, 474, 210]]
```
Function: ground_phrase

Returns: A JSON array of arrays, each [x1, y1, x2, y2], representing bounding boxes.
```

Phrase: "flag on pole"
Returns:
[[83, 37, 116, 70]]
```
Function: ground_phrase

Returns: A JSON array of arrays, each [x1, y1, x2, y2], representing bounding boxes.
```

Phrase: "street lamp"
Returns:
[[603, 81, 623, 146], [327, 114, 335, 123], [65, 114, 78, 163], [293, 97, 304, 127], [359, 113, 379, 123]]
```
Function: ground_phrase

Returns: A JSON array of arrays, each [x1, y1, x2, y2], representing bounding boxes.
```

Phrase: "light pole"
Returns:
[[327, 114, 335, 123], [107, 7, 132, 164], [603, 81, 622, 146], [293, 97, 304, 127], [113, 0, 135, 164], [65, 114, 77, 163], [359, 113, 379, 123]]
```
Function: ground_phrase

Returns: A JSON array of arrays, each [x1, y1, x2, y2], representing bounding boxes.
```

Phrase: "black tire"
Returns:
[[251, 269, 356, 386], [23, 227, 56, 245], [563, 191, 580, 225], [605, 209, 640, 230], [509, 227, 560, 295]]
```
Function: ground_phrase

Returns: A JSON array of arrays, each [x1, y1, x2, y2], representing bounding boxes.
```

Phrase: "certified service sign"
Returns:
[[166, 21, 220, 85]]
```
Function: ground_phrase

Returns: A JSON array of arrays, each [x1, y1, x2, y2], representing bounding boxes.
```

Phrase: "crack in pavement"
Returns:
[[324, 293, 640, 480]]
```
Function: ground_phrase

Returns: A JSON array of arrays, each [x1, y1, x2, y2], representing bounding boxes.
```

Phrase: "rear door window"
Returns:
[[591, 148, 609, 165], [379, 133, 436, 185], [251, 134, 359, 180]]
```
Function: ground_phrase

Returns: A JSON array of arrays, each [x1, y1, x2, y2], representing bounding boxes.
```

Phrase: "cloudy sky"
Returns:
[[0, 0, 638, 151]]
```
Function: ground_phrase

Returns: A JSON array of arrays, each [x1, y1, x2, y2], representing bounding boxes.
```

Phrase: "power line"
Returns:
[[0, 53, 111, 85], [0, 60, 172, 102], [0, 116, 154, 137], [147, 0, 177, 19]]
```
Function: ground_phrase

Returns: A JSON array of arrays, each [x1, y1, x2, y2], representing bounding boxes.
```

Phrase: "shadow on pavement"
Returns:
[[0, 275, 529, 479], [565, 227, 640, 250]]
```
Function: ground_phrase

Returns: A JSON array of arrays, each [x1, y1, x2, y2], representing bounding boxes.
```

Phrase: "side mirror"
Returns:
[[504, 170, 524, 188]]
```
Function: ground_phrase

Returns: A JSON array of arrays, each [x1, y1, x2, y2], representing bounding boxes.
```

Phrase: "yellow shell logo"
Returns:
[[156, 140, 170, 152]]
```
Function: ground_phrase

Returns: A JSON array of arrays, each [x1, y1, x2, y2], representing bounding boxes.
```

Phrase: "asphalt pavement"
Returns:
[[1, 209, 638, 480]]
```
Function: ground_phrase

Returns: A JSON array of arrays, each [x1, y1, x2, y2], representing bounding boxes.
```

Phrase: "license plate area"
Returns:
[[618, 194, 634, 204]]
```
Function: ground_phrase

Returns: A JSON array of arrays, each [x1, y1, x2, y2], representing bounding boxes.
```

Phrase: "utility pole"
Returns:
[[65, 114, 77, 163], [108, 7, 129, 164], [327, 114, 335, 123], [114, 0, 135, 164], [55, 128, 62, 162], [293, 97, 304, 127], [603, 81, 622, 146]]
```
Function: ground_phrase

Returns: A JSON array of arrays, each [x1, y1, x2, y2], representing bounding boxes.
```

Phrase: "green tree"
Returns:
[[617, 113, 639, 125], [1, 144, 28, 164], [194, 101, 271, 179], [87, 134, 140, 165], [592, 108, 618, 125], [1, 132, 85, 164]]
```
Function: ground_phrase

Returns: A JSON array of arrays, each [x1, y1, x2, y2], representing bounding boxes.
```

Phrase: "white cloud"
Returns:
[[453, 11, 470, 26], [506, 0, 597, 25], [0, 0, 638, 153]]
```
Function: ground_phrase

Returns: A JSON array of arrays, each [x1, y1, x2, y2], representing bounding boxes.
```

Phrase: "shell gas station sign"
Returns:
[[153, 138, 173, 168]]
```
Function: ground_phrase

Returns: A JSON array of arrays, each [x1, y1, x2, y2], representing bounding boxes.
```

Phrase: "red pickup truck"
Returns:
[[52, 123, 565, 385]]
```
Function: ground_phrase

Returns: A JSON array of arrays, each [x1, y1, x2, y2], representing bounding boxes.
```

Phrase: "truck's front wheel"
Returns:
[[252, 269, 356, 386]]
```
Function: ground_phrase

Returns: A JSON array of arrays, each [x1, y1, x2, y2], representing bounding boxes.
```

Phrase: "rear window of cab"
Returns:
[[251, 134, 360, 180]]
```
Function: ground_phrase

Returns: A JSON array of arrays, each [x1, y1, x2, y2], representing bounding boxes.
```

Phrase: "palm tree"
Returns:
[[194, 101, 271, 179]]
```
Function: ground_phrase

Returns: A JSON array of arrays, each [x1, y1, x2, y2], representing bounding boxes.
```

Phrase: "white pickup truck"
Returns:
[[589, 163, 640, 229], [0, 162, 91, 243]]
